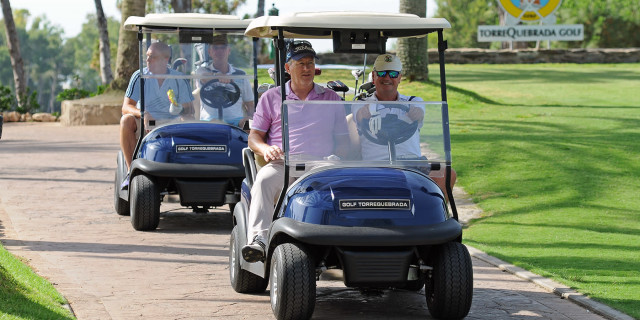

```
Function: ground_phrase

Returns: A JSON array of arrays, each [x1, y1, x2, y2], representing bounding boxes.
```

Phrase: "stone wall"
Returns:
[[59, 92, 123, 126], [318, 48, 640, 65]]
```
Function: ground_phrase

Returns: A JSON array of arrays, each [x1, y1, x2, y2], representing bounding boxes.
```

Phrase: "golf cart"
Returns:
[[114, 14, 258, 231], [229, 12, 473, 320]]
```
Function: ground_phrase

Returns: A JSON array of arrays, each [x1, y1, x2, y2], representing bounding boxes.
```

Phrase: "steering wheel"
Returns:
[[200, 79, 241, 109], [358, 104, 420, 146]]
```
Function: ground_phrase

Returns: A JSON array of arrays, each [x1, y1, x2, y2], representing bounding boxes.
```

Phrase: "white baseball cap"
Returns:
[[373, 54, 402, 72]]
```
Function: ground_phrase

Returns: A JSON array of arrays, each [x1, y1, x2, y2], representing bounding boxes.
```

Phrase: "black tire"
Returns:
[[229, 226, 268, 293], [114, 151, 130, 216], [425, 242, 473, 319], [130, 173, 161, 231], [270, 243, 316, 320]]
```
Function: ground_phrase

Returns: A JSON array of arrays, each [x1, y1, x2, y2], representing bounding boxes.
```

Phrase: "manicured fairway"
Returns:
[[426, 63, 640, 318]]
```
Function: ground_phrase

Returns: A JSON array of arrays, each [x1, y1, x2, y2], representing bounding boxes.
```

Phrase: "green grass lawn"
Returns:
[[0, 242, 75, 319], [429, 63, 640, 318]]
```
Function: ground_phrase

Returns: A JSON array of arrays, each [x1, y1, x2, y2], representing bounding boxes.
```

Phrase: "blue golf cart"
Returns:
[[114, 14, 258, 231], [229, 12, 473, 320]]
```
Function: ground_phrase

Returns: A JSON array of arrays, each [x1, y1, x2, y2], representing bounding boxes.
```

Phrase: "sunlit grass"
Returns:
[[438, 63, 640, 318], [0, 242, 75, 319]]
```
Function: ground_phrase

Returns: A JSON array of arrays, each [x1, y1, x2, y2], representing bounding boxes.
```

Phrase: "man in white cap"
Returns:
[[353, 53, 456, 196]]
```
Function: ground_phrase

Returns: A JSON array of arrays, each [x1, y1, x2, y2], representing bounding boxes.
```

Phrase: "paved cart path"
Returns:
[[0, 122, 617, 319]]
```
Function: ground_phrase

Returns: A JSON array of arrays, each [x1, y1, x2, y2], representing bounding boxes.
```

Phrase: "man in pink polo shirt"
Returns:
[[242, 41, 349, 263]]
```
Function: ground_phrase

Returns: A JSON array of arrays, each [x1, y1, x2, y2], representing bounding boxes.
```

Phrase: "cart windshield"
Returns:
[[137, 29, 255, 128], [281, 100, 451, 178]]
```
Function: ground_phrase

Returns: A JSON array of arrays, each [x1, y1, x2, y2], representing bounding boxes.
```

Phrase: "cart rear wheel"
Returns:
[[270, 243, 316, 320], [229, 226, 267, 293], [114, 151, 130, 216], [425, 242, 473, 319], [130, 173, 161, 231]]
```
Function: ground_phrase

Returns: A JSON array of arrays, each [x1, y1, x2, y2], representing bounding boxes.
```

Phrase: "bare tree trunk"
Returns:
[[1, 0, 27, 103], [49, 69, 58, 113], [256, 0, 265, 60], [111, 0, 145, 91], [398, 0, 428, 81], [95, 0, 114, 85], [170, 0, 191, 13], [257, 0, 265, 17]]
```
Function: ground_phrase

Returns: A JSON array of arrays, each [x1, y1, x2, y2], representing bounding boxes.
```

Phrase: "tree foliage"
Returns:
[[147, 0, 245, 14], [64, 14, 120, 92], [556, 0, 640, 48], [434, 0, 498, 49], [1, 8, 70, 112]]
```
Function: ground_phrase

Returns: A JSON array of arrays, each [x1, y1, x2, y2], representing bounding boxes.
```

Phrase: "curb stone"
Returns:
[[467, 247, 635, 320], [453, 187, 635, 320]]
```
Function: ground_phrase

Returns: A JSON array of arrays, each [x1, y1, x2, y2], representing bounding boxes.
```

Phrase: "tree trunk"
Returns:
[[398, 0, 428, 81], [95, 0, 114, 85], [111, 0, 145, 91], [256, 0, 265, 60], [1, 0, 27, 103], [170, 0, 191, 13], [257, 0, 265, 17], [49, 69, 58, 113]]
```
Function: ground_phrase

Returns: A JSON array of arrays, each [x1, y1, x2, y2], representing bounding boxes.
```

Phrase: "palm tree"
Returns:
[[398, 0, 428, 81], [1, 0, 27, 102], [110, 0, 145, 91], [95, 0, 114, 85]]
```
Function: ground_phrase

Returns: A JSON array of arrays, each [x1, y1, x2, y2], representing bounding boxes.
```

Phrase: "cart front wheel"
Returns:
[[270, 242, 316, 320], [425, 242, 473, 319], [130, 173, 161, 231]]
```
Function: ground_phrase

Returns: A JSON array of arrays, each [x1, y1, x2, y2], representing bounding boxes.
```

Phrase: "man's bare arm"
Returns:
[[122, 97, 142, 118]]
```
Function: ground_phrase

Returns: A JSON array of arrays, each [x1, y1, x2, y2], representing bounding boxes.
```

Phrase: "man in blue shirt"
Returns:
[[119, 42, 194, 186]]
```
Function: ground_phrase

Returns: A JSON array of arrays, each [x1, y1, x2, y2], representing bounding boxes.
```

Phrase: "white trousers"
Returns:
[[247, 160, 295, 241]]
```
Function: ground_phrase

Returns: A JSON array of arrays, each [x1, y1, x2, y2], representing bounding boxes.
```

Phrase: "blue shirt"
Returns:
[[125, 67, 194, 120]]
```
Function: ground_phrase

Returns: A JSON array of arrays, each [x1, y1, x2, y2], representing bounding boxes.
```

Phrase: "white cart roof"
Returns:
[[124, 13, 251, 32], [245, 11, 451, 39]]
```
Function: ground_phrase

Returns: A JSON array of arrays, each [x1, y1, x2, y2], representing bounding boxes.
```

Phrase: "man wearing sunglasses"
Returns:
[[242, 41, 350, 263], [353, 54, 456, 196]]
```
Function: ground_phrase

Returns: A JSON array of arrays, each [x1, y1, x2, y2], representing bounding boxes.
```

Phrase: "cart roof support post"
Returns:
[[274, 27, 289, 218], [437, 29, 458, 220]]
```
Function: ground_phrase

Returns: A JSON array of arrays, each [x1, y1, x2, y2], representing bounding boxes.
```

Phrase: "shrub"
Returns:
[[56, 88, 92, 102], [1, 85, 40, 114]]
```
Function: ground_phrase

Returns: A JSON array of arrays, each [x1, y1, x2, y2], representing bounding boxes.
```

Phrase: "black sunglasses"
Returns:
[[375, 70, 400, 79]]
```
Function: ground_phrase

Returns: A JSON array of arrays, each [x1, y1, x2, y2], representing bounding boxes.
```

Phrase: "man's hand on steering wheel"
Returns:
[[368, 105, 381, 135], [357, 104, 420, 146]]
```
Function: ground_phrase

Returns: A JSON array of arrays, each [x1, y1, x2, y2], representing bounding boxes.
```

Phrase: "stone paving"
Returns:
[[0, 122, 628, 319]]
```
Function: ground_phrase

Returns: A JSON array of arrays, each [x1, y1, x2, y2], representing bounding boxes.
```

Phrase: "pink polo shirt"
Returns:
[[251, 81, 348, 158]]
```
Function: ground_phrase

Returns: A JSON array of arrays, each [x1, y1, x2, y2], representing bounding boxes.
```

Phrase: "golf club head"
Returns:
[[351, 69, 364, 79], [267, 67, 276, 81], [172, 58, 187, 70], [360, 82, 374, 92], [268, 67, 292, 84], [327, 80, 349, 92]]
